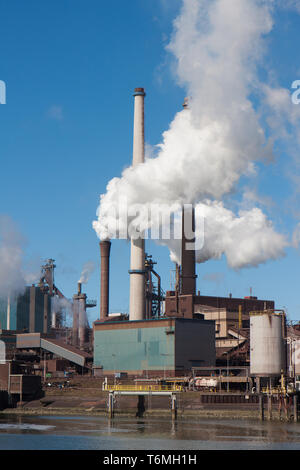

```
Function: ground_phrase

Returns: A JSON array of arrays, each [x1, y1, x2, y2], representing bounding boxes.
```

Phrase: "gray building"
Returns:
[[0, 286, 51, 334]]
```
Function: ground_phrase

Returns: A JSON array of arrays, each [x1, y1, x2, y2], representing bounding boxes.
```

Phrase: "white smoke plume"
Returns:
[[161, 201, 287, 269], [93, 0, 288, 269], [0, 215, 30, 297], [78, 261, 95, 284], [0, 215, 42, 299], [51, 296, 73, 318]]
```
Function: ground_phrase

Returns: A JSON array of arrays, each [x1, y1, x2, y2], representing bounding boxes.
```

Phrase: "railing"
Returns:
[[261, 386, 286, 395], [249, 309, 285, 317], [103, 384, 183, 392]]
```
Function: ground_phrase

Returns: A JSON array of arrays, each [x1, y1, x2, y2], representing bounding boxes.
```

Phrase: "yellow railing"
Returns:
[[249, 309, 285, 317], [261, 386, 286, 395], [103, 384, 183, 392]]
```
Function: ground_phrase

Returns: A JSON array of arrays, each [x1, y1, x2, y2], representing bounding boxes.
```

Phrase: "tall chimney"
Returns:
[[181, 205, 197, 295], [100, 240, 111, 321], [180, 97, 197, 296], [72, 295, 79, 347], [6, 295, 11, 330], [78, 293, 87, 350], [129, 88, 146, 321]]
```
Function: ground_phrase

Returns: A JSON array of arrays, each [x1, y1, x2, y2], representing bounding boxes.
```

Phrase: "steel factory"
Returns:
[[0, 88, 300, 419]]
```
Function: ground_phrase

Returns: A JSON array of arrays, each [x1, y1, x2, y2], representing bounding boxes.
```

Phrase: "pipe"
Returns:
[[129, 87, 146, 321], [6, 295, 10, 330], [100, 240, 111, 321]]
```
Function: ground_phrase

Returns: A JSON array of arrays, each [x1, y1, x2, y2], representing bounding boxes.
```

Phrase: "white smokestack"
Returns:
[[129, 88, 146, 321], [6, 295, 10, 330]]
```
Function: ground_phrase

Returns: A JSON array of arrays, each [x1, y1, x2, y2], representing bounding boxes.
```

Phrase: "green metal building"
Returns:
[[94, 317, 215, 375]]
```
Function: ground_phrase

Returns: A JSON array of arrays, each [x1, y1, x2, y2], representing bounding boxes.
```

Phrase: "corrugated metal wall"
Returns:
[[94, 324, 175, 371]]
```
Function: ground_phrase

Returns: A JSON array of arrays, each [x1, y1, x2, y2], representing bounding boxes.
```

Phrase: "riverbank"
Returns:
[[0, 377, 293, 422], [0, 391, 264, 421], [0, 407, 261, 420]]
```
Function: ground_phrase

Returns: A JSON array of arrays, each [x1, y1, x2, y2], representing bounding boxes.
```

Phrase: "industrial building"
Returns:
[[94, 317, 215, 376], [0, 286, 51, 334], [0, 86, 298, 411], [92, 87, 281, 380]]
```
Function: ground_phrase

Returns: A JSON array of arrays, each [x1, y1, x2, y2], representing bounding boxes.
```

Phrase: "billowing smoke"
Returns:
[[161, 201, 287, 269], [0, 215, 40, 298], [78, 261, 95, 284], [93, 0, 287, 268], [51, 296, 73, 328], [51, 296, 73, 316]]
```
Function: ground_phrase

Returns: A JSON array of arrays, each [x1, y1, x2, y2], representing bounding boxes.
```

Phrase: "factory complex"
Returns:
[[0, 88, 299, 417]]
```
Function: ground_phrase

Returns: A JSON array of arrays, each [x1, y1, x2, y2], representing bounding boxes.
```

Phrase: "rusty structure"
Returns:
[[72, 282, 94, 350], [145, 254, 164, 319], [39, 258, 69, 329]]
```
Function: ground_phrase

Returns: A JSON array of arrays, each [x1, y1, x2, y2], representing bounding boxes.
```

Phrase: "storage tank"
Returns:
[[250, 310, 286, 377]]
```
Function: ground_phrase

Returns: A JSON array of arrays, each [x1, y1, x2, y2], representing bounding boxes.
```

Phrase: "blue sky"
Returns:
[[1, 0, 300, 323]]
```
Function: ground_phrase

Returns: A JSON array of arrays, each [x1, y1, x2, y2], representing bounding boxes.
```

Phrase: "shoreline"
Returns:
[[0, 407, 264, 421]]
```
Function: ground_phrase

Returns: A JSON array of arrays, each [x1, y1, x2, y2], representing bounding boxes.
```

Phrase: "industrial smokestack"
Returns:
[[73, 283, 88, 349], [78, 293, 87, 350], [180, 98, 197, 296], [181, 205, 197, 295], [72, 295, 79, 347], [129, 88, 146, 321], [6, 295, 10, 330], [100, 240, 111, 321]]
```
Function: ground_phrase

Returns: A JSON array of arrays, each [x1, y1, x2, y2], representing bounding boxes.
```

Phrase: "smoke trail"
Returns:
[[161, 201, 287, 269], [78, 261, 95, 284], [0, 215, 28, 297], [0, 215, 42, 298], [93, 0, 287, 268]]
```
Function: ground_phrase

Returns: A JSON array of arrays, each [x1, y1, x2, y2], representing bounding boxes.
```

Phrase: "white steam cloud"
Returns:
[[162, 201, 287, 269], [93, 0, 288, 269], [0, 215, 40, 298]]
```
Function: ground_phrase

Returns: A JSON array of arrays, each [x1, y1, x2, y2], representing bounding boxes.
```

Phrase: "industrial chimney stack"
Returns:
[[181, 205, 197, 295], [73, 281, 88, 349], [180, 97, 197, 296], [100, 240, 111, 321], [129, 88, 146, 321]]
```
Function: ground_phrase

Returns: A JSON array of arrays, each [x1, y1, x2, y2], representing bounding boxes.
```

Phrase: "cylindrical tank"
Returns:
[[250, 311, 286, 377]]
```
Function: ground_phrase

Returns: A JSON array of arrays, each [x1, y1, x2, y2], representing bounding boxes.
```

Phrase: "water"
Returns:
[[0, 414, 300, 450]]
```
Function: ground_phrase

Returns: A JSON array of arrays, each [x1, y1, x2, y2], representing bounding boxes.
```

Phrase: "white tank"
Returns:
[[250, 311, 285, 377]]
